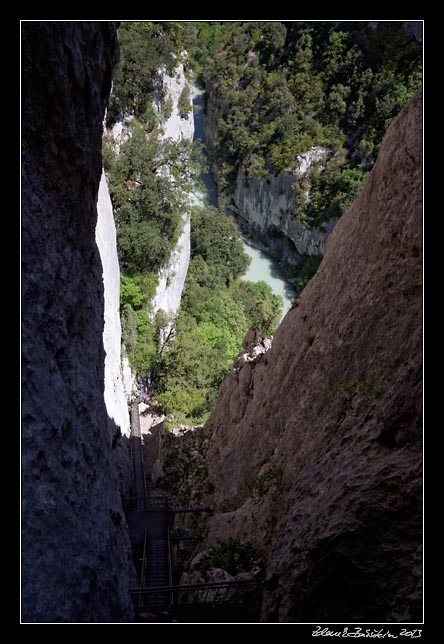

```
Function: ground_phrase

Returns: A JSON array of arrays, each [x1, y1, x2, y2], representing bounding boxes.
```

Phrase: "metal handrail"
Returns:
[[131, 579, 264, 593], [124, 496, 169, 512], [139, 529, 148, 596], [166, 524, 174, 605], [130, 578, 264, 608]]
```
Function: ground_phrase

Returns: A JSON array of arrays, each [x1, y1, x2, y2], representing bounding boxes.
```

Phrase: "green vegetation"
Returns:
[[104, 21, 284, 408], [153, 205, 282, 425], [104, 24, 199, 377], [104, 122, 196, 276], [178, 83, 192, 117], [181, 21, 421, 226], [107, 21, 185, 123], [327, 376, 385, 400], [246, 466, 283, 498], [296, 254, 323, 291], [104, 22, 416, 416], [105, 117, 196, 377], [296, 161, 366, 227], [180, 22, 232, 82], [119, 273, 159, 375], [197, 538, 259, 575], [163, 448, 178, 468]]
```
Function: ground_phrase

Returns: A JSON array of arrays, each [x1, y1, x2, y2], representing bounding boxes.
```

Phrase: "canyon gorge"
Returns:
[[21, 21, 423, 624]]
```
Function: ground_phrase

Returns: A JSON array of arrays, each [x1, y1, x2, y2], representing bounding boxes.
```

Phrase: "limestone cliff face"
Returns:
[[221, 161, 335, 257], [202, 90, 423, 622], [155, 59, 195, 141], [96, 171, 130, 436], [151, 61, 194, 337], [151, 214, 191, 326], [22, 22, 134, 622], [205, 90, 333, 257]]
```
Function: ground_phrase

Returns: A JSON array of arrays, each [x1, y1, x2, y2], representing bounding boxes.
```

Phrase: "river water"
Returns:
[[192, 86, 296, 319]]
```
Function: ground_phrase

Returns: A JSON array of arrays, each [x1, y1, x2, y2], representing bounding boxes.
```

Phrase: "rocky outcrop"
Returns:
[[201, 90, 423, 622], [233, 329, 273, 371], [109, 60, 194, 363], [222, 159, 335, 257], [205, 89, 333, 257], [22, 22, 134, 622], [155, 59, 195, 142], [150, 61, 194, 337], [96, 171, 130, 436], [122, 352, 137, 398], [150, 213, 190, 329]]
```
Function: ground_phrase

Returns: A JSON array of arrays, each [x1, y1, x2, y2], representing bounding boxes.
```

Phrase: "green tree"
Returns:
[[108, 22, 177, 122], [233, 281, 282, 336], [105, 120, 195, 275], [178, 83, 192, 118], [153, 205, 283, 424], [296, 254, 323, 291], [192, 20, 421, 219], [191, 206, 251, 284]]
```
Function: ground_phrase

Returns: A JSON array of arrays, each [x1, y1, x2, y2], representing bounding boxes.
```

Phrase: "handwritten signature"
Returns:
[[312, 626, 422, 638]]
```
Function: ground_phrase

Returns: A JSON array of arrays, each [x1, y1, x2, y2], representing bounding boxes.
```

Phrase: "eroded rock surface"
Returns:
[[22, 22, 134, 622], [202, 90, 423, 622]]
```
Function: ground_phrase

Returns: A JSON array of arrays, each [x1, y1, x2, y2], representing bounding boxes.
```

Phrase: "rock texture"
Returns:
[[150, 214, 190, 329], [205, 89, 334, 257], [22, 22, 135, 622], [151, 61, 194, 339], [155, 60, 195, 142], [201, 90, 423, 622], [96, 171, 130, 436], [122, 352, 137, 398], [222, 163, 335, 257]]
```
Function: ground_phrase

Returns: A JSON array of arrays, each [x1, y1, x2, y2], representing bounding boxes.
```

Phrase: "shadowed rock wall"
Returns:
[[22, 22, 134, 623], [203, 90, 423, 622]]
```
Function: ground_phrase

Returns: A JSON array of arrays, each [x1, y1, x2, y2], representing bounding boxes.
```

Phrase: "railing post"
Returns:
[[139, 529, 148, 607], [167, 517, 174, 607]]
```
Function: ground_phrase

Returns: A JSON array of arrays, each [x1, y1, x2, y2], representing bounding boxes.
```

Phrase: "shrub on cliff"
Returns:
[[105, 120, 195, 275], [198, 539, 259, 576], [108, 22, 178, 122], [178, 83, 192, 118]]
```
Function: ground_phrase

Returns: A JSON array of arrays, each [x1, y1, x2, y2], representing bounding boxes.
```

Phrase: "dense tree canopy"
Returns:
[[108, 21, 185, 122], [104, 121, 196, 275], [104, 21, 421, 421], [105, 25, 283, 413], [154, 205, 282, 424], [181, 21, 422, 226]]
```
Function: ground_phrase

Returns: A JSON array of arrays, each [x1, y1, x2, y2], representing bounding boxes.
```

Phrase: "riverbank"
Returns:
[[192, 83, 297, 318], [240, 238, 296, 317]]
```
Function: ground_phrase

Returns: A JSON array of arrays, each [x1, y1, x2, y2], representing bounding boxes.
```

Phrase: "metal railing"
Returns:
[[130, 579, 264, 611], [124, 497, 214, 513], [166, 525, 174, 606], [170, 506, 213, 514], [124, 496, 169, 512], [139, 529, 148, 597]]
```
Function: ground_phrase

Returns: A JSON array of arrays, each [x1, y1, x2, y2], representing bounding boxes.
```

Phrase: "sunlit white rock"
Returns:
[[96, 171, 131, 436]]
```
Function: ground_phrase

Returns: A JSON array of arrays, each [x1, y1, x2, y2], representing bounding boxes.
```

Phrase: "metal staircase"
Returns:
[[126, 399, 264, 622]]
